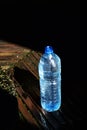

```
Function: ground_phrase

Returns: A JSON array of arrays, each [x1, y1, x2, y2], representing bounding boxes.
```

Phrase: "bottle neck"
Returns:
[[45, 46, 54, 54]]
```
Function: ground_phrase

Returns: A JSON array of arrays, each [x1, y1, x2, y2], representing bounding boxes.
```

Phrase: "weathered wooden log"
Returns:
[[0, 41, 85, 130]]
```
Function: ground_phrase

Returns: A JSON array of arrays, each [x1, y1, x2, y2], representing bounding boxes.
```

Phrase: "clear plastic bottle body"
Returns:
[[38, 46, 61, 112]]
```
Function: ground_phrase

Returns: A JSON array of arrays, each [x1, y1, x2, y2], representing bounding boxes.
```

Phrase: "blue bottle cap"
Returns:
[[45, 46, 53, 54]]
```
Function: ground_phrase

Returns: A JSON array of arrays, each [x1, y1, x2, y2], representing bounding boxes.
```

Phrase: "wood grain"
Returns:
[[0, 41, 30, 66]]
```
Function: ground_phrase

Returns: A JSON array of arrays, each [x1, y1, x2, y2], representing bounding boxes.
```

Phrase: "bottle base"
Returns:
[[41, 102, 61, 112]]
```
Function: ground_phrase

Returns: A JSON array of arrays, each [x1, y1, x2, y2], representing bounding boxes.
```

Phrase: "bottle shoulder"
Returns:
[[40, 53, 61, 63], [39, 53, 61, 71]]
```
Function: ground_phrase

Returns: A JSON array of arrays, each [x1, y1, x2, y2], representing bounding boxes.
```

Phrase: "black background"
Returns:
[[0, 4, 87, 129], [0, 5, 87, 81]]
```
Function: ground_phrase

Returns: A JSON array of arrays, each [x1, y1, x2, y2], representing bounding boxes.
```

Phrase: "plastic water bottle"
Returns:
[[38, 46, 61, 112]]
